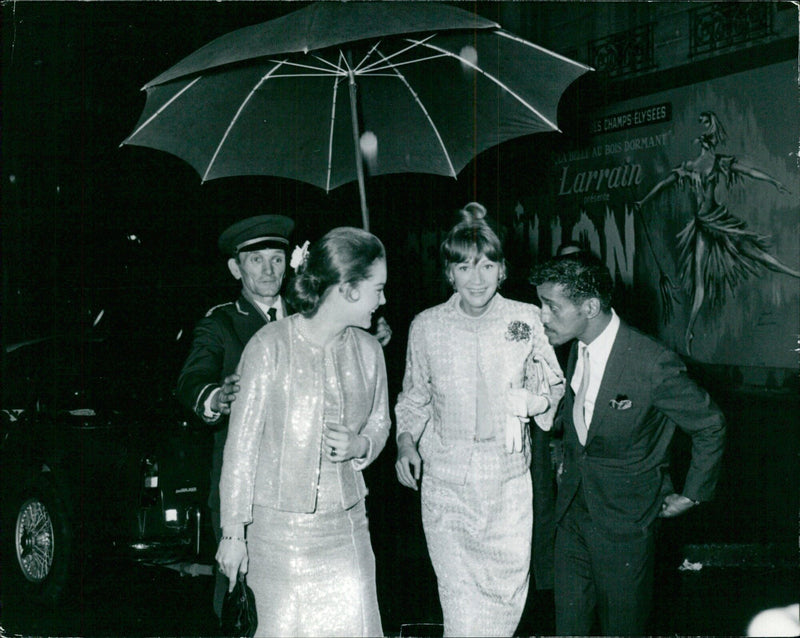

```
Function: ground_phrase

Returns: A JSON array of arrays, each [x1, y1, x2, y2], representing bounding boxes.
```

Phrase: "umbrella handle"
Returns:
[[346, 52, 370, 231]]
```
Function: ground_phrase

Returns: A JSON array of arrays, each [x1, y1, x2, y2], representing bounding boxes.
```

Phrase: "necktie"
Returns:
[[267, 307, 277, 322], [572, 345, 590, 446]]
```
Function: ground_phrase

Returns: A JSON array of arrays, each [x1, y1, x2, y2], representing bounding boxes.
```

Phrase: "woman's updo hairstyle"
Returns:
[[440, 202, 505, 269], [288, 226, 385, 317]]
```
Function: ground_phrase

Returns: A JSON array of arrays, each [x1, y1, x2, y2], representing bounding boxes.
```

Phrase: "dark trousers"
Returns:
[[554, 486, 655, 635]]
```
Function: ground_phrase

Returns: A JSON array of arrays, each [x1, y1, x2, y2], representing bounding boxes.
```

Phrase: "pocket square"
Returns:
[[610, 395, 632, 410]]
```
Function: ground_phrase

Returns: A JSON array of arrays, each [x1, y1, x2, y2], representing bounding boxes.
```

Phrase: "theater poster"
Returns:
[[537, 59, 799, 367]]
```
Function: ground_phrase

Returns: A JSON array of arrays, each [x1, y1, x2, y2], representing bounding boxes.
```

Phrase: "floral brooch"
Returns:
[[505, 320, 531, 342]]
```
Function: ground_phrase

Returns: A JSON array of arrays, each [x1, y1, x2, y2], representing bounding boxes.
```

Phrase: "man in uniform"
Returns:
[[177, 214, 296, 620]]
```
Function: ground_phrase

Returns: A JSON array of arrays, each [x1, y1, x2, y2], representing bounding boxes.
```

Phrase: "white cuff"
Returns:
[[203, 387, 222, 420]]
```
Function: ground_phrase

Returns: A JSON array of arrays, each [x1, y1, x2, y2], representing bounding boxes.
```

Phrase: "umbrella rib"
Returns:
[[351, 39, 385, 74], [409, 36, 561, 131], [358, 53, 451, 75], [357, 34, 438, 75], [270, 57, 344, 76], [495, 30, 594, 71], [326, 75, 343, 193], [202, 59, 288, 181], [123, 76, 202, 143], [375, 49, 457, 179]]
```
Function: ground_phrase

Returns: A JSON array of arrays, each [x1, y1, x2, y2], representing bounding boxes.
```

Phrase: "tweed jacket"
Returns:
[[556, 321, 726, 538], [220, 315, 390, 524], [395, 293, 564, 485]]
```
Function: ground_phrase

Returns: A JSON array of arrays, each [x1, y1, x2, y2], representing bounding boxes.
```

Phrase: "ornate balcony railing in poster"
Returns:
[[532, 59, 798, 367]]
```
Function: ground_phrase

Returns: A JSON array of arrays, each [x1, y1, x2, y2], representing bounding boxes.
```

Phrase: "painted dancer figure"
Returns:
[[635, 111, 797, 354]]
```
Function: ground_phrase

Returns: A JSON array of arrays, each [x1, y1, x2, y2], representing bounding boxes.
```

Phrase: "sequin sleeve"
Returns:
[[219, 331, 273, 528], [351, 337, 391, 471]]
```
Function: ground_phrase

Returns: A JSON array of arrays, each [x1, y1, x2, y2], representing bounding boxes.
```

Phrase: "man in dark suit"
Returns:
[[529, 252, 726, 635]]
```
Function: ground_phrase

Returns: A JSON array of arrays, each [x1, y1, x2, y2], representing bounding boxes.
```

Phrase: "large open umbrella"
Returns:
[[122, 2, 591, 229]]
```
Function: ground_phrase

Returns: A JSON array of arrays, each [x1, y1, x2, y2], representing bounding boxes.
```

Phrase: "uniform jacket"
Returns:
[[395, 293, 564, 485], [220, 316, 390, 523], [176, 293, 290, 511], [556, 320, 726, 538]]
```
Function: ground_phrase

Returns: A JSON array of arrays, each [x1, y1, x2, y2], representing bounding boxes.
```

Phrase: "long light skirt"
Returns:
[[422, 451, 532, 637], [247, 500, 383, 637]]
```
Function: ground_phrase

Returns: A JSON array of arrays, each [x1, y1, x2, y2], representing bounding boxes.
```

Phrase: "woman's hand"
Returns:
[[506, 388, 552, 452], [215, 535, 248, 593], [395, 433, 422, 490], [323, 423, 367, 462]]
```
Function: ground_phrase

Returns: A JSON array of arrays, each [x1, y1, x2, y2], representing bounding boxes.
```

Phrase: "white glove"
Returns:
[[505, 389, 530, 454], [507, 388, 550, 417], [528, 394, 550, 417]]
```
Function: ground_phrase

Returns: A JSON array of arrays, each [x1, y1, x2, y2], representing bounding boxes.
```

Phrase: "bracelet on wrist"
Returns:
[[221, 535, 246, 543]]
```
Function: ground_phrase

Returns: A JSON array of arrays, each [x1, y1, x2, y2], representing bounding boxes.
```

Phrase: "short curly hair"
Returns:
[[529, 252, 613, 312]]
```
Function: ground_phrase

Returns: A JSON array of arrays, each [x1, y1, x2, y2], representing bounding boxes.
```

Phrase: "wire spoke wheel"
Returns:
[[16, 497, 56, 583]]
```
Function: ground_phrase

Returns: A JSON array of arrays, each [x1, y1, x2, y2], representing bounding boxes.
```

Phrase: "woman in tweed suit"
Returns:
[[395, 203, 564, 637]]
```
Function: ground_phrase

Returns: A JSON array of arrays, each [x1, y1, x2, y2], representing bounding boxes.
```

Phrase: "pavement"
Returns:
[[2, 545, 797, 636]]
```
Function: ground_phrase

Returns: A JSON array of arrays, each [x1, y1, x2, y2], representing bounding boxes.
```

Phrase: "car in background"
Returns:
[[1, 326, 213, 605]]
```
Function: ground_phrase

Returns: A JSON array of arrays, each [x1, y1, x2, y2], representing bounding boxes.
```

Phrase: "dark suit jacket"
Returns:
[[556, 320, 725, 538], [176, 293, 290, 511]]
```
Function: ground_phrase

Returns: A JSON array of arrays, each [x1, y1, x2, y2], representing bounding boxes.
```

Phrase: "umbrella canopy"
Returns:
[[122, 2, 591, 229]]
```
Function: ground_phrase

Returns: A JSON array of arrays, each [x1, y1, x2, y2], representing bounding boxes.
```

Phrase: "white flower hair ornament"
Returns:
[[290, 240, 310, 272]]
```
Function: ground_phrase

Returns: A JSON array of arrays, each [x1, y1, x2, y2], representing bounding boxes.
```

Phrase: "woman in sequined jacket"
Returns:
[[395, 203, 564, 637], [216, 227, 390, 637]]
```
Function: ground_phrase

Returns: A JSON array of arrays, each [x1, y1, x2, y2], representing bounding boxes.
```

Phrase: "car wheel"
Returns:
[[7, 474, 74, 605]]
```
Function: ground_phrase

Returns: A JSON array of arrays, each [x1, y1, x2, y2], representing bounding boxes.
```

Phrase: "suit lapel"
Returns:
[[584, 323, 632, 446]]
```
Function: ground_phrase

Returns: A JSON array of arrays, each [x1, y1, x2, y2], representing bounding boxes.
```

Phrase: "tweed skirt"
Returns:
[[421, 445, 532, 637]]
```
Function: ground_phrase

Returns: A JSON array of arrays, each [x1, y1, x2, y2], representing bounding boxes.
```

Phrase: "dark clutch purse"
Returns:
[[221, 573, 258, 637]]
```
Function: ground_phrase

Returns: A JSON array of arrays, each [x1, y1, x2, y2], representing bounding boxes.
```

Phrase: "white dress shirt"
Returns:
[[570, 310, 620, 429], [252, 296, 284, 320]]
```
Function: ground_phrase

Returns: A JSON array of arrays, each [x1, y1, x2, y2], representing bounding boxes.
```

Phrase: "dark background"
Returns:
[[3, 2, 798, 636]]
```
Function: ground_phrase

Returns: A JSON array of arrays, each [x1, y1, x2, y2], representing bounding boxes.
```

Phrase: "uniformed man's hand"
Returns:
[[212, 374, 240, 415], [374, 316, 392, 347]]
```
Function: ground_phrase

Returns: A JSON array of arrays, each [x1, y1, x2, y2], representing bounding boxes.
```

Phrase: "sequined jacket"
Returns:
[[220, 315, 390, 523], [395, 293, 564, 485], [176, 293, 291, 512]]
